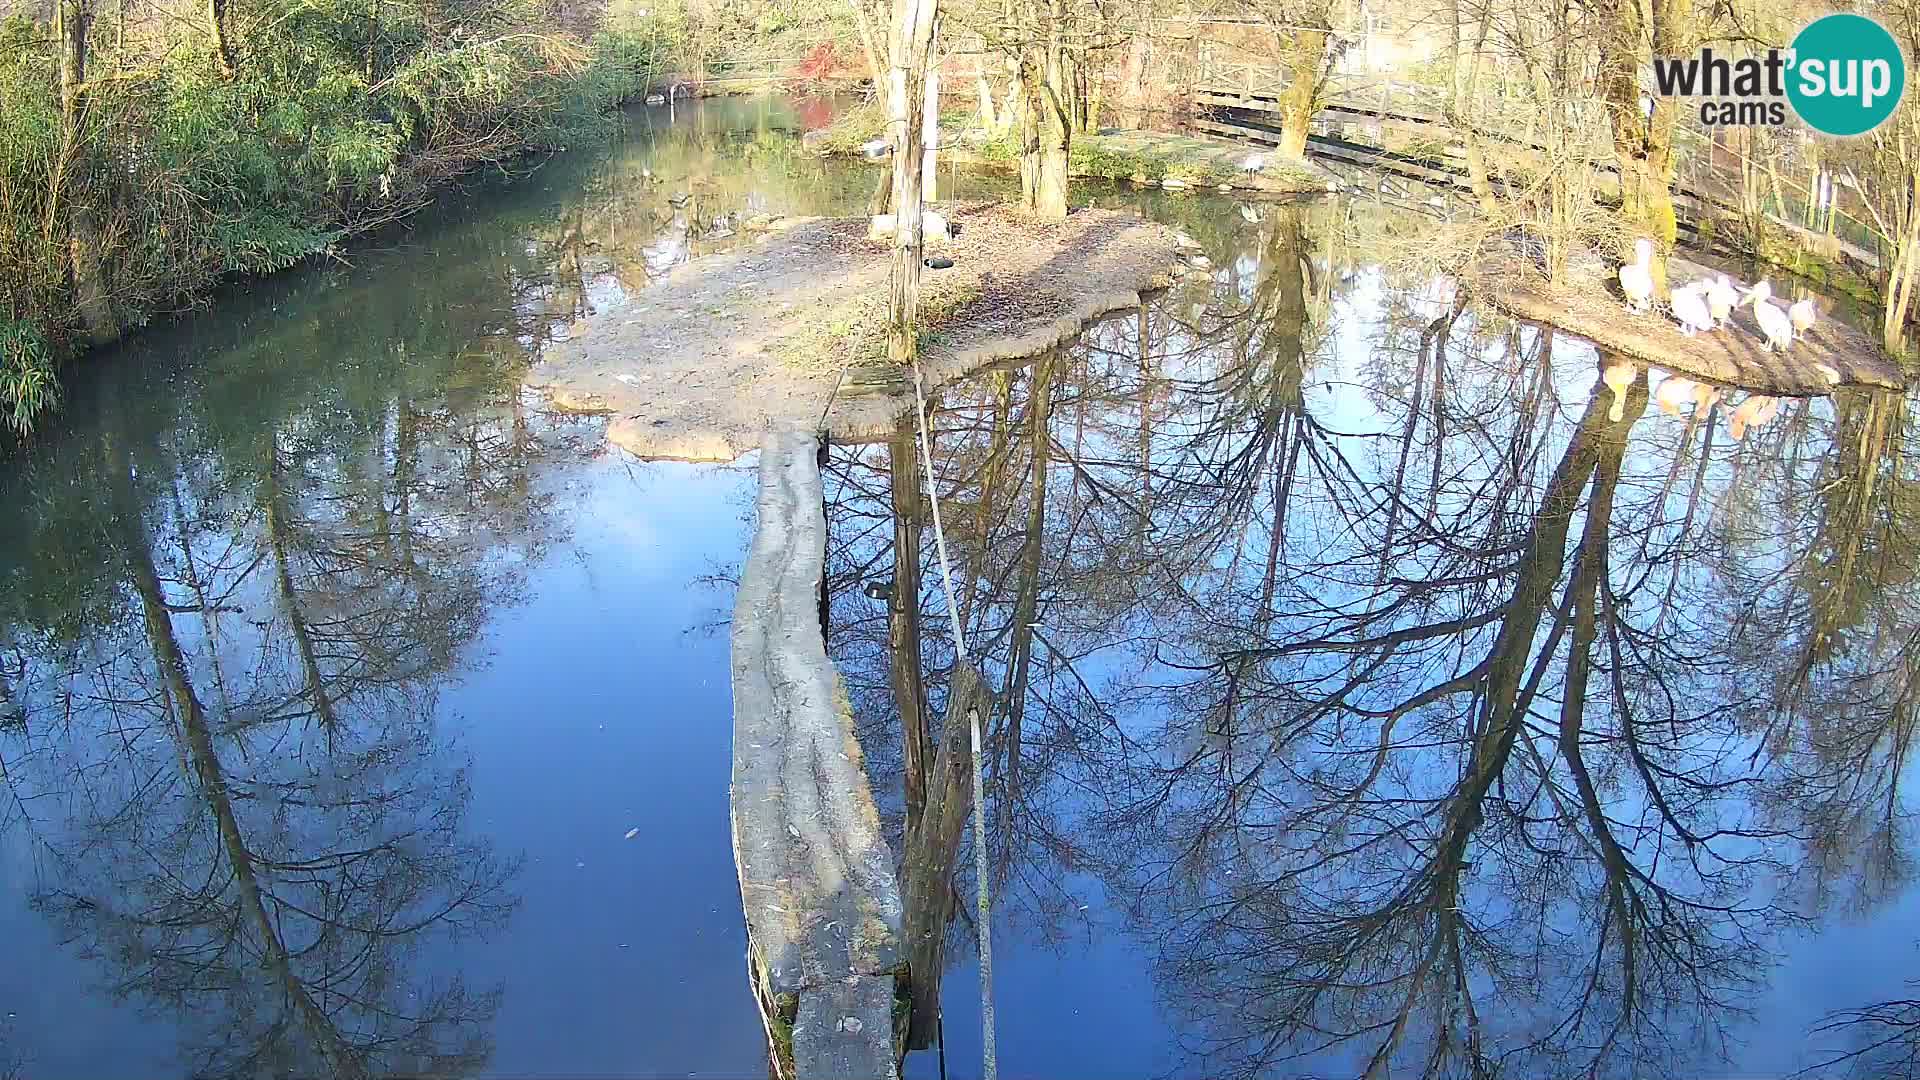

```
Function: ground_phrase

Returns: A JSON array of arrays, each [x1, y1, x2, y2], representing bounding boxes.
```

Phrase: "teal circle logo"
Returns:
[[1787, 13, 1906, 136]]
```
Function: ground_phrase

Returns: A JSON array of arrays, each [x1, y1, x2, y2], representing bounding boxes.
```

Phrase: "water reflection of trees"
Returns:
[[0, 209, 597, 1075], [822, 200, 1920, 1078]]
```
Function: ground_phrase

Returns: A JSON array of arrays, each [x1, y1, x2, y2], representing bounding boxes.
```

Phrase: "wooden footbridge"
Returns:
[[1189, 77, 1879, 267]]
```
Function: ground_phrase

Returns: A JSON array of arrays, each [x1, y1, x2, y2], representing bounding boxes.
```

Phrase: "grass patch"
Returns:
[[812, 101, 889, 155], [814, 102, 982, 156], [773, 276, 984, 373]]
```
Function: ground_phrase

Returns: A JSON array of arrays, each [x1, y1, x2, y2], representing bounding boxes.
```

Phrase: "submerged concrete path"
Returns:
[[731, 427, 903, 1078]]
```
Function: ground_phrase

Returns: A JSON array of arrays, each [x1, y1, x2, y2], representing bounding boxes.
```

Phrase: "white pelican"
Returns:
[[1671, 282, 1714, 335], [1744, 281, 1793, 351], [1707, 275, 1739, 327], [1619, 239, 1655, 314], [1601, 359, 1638, 422], [1654, 373, 1697, 415], [1789, 297, 1817, 333], [870, 208, 958, 240]]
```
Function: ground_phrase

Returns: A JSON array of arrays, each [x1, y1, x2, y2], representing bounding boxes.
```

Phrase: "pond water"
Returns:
[[1, 95, 1915, 1080]]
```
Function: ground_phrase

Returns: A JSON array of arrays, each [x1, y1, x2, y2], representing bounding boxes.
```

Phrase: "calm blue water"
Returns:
[[4, 96, 1917, 1080]]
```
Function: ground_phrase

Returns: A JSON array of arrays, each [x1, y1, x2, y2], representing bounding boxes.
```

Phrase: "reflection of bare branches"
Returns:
[[0, 344, 585, 1075], [1809, 986, 1920, 1080], [813, 194, 1920, 1080]]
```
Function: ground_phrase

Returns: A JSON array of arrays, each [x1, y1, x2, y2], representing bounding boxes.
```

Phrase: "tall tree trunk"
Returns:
[[1595, 0, 1685, 291], [1444, 0, 1499, 216], [1116, 33, 1149, 128], [1017, 0, 1071, 221], [1884, 168, 1919, 355], [53, 0, 117, 345], [1275, 26, 1327, 160], [885, 0, 939, 363], [208, 0, 237, 78], [265, 442, 340, 745], [849, 0, 888, 85]]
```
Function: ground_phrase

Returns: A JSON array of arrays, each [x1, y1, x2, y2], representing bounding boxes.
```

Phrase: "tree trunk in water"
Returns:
[[994, 352, 1052, 875], [902, 663, 989, 1050], [68, 207, 117, 345], [110, 437, 368, 1080], [1276, 28, 1327, 160], [887, 422, 931, 834], [265, 443, 340, 745]]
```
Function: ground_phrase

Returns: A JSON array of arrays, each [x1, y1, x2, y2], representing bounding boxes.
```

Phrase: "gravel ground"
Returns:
[[525, 203, 1184, 461]]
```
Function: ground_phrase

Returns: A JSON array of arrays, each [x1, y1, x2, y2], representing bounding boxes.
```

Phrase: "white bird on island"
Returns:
[[861, 138, 893, 160], [1743, 281, 1793, 351], [1707, 274, 1739, 327], [870, 208, 959, 241], [1671, 282, 1714, 336], [1618, 238, 1656, 314], [1243, 154, 1265, 180], [1789, 297, 1818, 333], [1601, 359, 1638, 422]]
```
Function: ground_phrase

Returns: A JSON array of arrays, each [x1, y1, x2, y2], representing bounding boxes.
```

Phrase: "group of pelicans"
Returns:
[[1616, 237, 1818, 350], [1601, 237, 1839, 439]]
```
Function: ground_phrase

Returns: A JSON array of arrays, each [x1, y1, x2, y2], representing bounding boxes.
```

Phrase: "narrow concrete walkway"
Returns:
[[731, 427, 902, 1078]]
